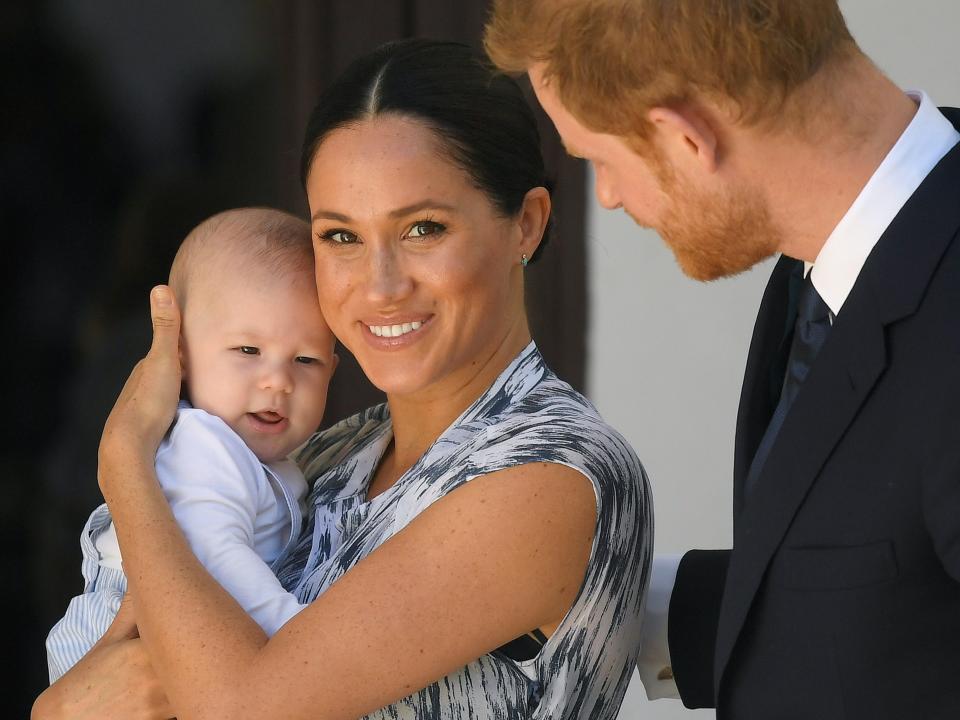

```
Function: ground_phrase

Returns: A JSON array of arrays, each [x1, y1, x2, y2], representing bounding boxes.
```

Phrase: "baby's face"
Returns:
[[181, 263, 336, 462]]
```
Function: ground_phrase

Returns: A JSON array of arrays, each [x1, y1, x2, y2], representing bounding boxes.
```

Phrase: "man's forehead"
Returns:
[[528, 61, 548, 87], [528, 76, 597, 160], [527, 66, 578, 136]]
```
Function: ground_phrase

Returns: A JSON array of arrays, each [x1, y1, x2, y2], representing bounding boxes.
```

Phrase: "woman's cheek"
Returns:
[[315, 268, 352, 332]]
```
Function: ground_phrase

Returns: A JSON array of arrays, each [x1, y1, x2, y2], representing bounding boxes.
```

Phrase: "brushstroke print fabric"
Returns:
[[276, 343, 652, 719]]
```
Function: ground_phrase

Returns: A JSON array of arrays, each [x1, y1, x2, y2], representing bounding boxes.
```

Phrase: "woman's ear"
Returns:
[[647, 105, 719, 173], [517, 186, 552, 261]]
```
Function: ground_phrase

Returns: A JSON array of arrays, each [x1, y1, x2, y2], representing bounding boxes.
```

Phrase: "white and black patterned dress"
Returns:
[[276, 343, 652, 719]]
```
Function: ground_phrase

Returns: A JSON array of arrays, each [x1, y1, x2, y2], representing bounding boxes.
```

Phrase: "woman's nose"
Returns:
[[365, 244, 414, 305]]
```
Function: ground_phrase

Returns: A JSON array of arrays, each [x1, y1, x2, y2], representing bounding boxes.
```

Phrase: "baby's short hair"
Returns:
[[170, 207, 313, 310]]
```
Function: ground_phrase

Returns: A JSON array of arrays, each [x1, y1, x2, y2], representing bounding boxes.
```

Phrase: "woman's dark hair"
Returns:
[[300, 38, 553, 263]]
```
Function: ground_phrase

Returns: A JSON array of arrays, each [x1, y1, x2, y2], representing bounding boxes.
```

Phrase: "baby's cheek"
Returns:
[[301, 381, 330, 432]]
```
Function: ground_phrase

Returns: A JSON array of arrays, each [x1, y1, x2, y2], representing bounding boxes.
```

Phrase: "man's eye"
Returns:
[[407, 220, 445, 238], [295, 356, 317, 365], [318, 229, 359, 244], [238, 346, 260, 355]]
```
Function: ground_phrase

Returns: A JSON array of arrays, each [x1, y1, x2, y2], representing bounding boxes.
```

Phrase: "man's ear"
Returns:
[[647, 105, 719, 173], [330, 352, 340, 376]]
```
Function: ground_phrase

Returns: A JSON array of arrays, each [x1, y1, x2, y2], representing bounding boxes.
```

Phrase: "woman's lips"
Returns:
[[245, 411, 289, 434], [361, 315, 432, 348]]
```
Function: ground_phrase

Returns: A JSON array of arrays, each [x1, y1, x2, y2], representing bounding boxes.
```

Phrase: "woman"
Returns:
[[34, 39, 651, 719]]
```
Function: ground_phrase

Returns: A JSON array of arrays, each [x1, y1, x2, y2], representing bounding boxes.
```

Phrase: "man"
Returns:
[[486, 2, 960, 718]]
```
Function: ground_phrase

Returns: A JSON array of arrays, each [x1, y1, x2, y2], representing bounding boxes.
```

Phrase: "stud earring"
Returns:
[[521, 253, 529, 268]]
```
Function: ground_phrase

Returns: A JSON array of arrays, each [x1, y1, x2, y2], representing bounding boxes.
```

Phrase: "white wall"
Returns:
[[593, 3, 960, 718]]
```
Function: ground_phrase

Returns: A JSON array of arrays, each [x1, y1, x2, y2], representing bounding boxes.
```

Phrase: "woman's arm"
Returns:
[[96, 287, 598, 720]]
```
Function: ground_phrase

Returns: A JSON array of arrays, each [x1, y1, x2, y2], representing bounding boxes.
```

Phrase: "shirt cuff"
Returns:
[[636, 553, 683, 700]]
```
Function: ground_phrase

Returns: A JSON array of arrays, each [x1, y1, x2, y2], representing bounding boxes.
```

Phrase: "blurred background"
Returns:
[[5, 1, 585, 715], [5, 1, 958, 718]]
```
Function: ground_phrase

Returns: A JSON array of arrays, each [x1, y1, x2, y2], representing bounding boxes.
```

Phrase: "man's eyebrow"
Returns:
[[311, 200, 457, 223], [560, 139, 584, 159]]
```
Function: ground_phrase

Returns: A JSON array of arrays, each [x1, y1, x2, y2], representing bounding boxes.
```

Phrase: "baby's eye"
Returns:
[[295, 356, 318, 365], [407, 220, 445, 239], [319, 229, 359, 244], [237, 346, 260, 356]]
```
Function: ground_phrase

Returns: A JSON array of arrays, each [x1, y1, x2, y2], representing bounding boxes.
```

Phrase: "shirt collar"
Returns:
[[809, 91, 960, 315]]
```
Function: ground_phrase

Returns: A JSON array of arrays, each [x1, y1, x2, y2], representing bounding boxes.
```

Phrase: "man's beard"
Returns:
[[641, 153, 782, 281]]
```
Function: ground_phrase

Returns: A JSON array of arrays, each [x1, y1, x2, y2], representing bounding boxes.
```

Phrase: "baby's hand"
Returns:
[[98, 286, 182, 498]]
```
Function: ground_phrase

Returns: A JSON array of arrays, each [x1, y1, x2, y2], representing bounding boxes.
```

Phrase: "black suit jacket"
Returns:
[[668, 108, 960, 720]]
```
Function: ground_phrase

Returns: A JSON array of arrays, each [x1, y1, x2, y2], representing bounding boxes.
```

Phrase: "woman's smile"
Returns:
[[363, 315, 433, 345], [307, 115, 532, 398]]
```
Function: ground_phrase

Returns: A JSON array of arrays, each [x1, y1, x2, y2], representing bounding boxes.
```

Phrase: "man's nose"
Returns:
[[593, 164, 623, 210]]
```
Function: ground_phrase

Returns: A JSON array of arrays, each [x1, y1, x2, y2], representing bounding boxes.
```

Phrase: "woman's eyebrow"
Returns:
[[387, 200, 456, 218], [311, 200, 456, 223], [311, 208, 352, 222]]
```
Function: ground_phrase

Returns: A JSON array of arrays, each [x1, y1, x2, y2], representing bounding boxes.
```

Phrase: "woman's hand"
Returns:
[[32, 595, 175, 720], [98, 286, 182, 498]]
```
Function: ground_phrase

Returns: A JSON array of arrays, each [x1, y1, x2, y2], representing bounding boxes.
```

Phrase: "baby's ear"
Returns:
[[178, 336, 187, 373], [178, 335, 189, 399]]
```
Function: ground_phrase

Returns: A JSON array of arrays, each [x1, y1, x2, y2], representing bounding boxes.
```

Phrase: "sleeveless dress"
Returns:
[[275, 343, 653, 719]]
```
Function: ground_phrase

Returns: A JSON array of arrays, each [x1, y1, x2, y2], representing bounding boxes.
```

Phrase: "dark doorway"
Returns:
[[11, 2, 586, 714]]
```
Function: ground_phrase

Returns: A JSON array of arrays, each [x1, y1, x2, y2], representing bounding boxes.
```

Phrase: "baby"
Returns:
[[46, 207, 336, 682]]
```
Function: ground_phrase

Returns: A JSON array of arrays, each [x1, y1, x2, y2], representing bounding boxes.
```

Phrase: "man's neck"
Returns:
[[746, 57, 919, 263]]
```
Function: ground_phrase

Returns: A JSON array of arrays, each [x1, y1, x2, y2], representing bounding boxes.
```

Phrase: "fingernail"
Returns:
[[152, 286, 172, 306]]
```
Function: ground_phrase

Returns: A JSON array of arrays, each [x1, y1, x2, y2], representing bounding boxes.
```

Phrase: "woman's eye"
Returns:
[[407, 220, 445, 239], [295, 356, 317, 365], [319, 229, 359, 244], [238, 346, 260, 356]]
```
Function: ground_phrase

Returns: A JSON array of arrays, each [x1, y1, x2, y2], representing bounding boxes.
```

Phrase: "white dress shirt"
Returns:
[[637, 91, 960, 699]]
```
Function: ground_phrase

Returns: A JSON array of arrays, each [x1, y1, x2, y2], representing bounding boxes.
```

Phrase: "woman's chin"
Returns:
[[364, 370, 432, 398]]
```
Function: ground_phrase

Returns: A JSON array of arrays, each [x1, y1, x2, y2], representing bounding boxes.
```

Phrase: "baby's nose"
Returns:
[[259, 365, 293, 394]]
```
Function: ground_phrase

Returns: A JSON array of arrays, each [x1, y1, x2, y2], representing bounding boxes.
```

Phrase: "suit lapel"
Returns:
[[716, 296, 887, 689], [732, 256, 800, 513], [715, 110, 960, 694]]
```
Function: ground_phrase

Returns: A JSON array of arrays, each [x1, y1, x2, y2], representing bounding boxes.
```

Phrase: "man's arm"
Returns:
[[636, 554, 682, 699], [668, 549, 731, 709]]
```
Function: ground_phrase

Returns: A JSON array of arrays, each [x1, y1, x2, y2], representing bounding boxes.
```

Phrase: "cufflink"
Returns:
[[657, 667, 674, 681]]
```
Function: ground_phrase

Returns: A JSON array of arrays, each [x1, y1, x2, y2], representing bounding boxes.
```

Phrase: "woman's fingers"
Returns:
[[33, 638, 174, 720], [148, 286, 181, 364], [104, 593, 140, 642], [98, 287, 184, 490]]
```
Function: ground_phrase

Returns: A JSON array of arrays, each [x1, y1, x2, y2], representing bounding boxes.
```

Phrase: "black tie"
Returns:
[[744, 272, 832, 497]]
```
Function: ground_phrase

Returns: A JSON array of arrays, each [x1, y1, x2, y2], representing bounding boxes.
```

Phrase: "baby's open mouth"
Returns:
[[251, 410, 284, 424]]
